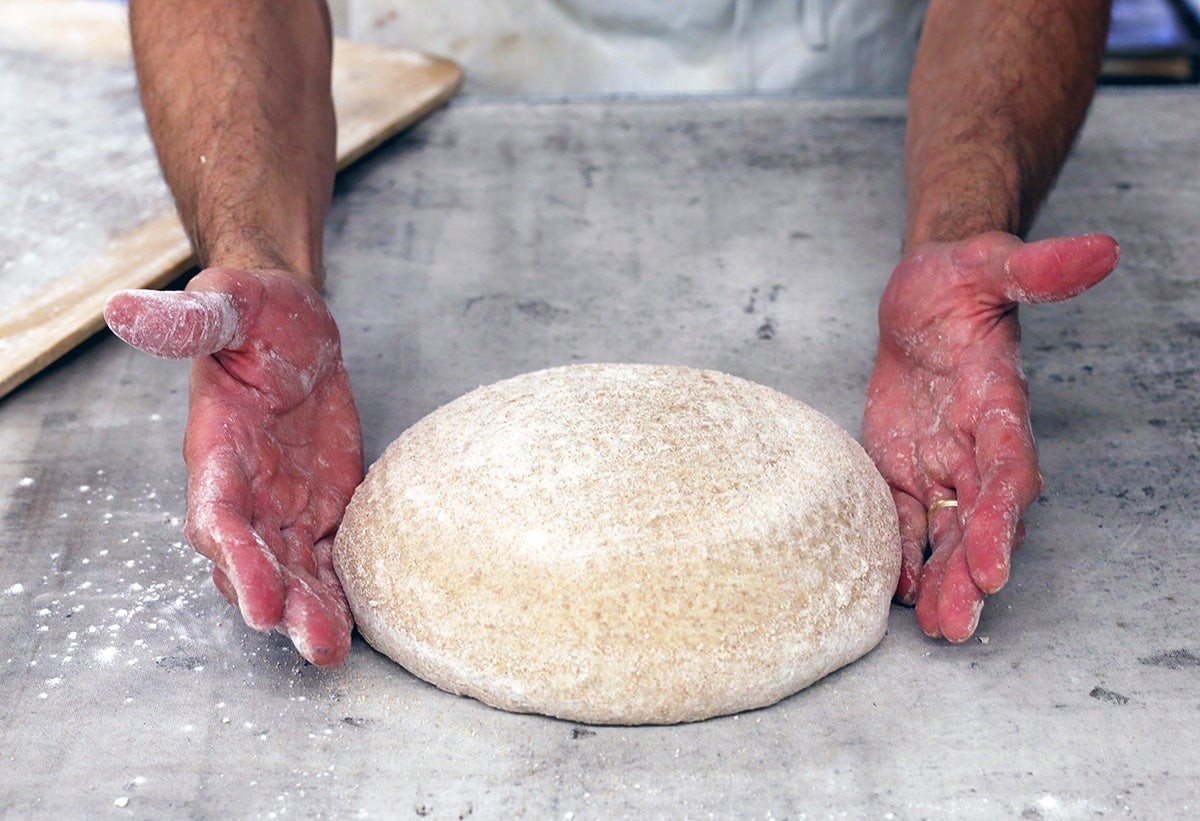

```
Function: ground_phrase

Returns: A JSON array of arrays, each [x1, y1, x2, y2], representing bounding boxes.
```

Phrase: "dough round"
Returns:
[[333, 363, 899, 724]]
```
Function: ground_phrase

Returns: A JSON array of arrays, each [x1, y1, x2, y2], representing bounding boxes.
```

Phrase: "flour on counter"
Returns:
[[6, 468, 224, 703]]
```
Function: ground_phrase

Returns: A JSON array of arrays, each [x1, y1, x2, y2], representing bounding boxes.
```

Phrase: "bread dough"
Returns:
[[333, 363, 900, 724]]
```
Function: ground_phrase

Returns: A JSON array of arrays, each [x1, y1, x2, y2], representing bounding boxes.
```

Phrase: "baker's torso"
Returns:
[[344, 0, 928, 95]]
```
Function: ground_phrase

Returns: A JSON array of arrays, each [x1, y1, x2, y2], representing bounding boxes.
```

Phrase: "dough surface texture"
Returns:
[[334, 363, 900, 724]]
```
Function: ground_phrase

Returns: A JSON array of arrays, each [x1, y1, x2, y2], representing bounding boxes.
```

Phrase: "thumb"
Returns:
[[104, 289, 244, 359], [999, 233, 1120, 304]]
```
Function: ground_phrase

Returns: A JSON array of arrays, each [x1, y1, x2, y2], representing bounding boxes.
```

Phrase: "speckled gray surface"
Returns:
[[2, 90, 1198, 818], [0, 37, 168, 311]]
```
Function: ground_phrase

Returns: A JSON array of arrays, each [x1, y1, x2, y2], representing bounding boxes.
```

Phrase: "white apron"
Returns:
[[343, 0, 929, 95]]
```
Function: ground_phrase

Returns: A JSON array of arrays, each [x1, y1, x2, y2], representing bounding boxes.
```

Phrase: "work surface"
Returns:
[[3, 91, 1198, 818]]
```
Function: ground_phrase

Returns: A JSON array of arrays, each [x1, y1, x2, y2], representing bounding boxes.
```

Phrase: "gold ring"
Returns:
[[928, 498, 959, 515], [921, 496, 960, 528]]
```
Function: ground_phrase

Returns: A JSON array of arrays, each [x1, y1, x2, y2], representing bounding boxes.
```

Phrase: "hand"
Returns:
[[863, 232, 1118, 642], [104, 268, 363, 666]]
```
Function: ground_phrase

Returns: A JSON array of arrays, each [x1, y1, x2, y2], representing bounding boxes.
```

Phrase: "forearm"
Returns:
[[130, 0, 335, 286], [904, 0, 1112, 249]]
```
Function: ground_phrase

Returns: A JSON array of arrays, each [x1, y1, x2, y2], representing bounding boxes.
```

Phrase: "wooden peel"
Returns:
[[0, 1, 462, 399]]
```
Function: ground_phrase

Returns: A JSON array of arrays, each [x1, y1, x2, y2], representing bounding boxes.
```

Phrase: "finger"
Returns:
[[185, 447, 287, 633], [212, 566, 238, 608], [104, 289, 244, 359], [892, 489, 927, 606], [915, 499, 962, 638], [280, 528, 320, 579], [279, 542, 352, 668], [964, 409, 1042, 594], [915, 546, 948, 639], [962, 498, 1019, 595], [189, 511, 288, 633], [998, 233, 1120, 304], [936, 544, 986, 643], [313, 536, 348, 595], [926, 488, 965, 545]]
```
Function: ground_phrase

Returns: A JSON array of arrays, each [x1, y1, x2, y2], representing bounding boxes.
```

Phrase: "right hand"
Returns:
[[104, 268, 364, 667]]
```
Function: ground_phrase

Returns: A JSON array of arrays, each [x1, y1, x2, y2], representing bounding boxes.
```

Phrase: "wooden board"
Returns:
[[0, 0, 462, 399]]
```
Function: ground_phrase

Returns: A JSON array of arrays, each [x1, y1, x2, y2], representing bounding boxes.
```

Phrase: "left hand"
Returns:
[[863, 231, 1119, 641]]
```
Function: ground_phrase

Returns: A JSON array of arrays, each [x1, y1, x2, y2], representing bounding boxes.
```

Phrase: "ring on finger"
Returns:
[[927, 497, 959, 527]]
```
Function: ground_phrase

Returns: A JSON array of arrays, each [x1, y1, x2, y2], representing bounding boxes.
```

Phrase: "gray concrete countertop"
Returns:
[[2, 90, 1198, 818]]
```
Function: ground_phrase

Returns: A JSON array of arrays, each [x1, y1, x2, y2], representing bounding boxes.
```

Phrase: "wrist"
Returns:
[[904, 153, 1023, 250], [197, 225, 323, 290]]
